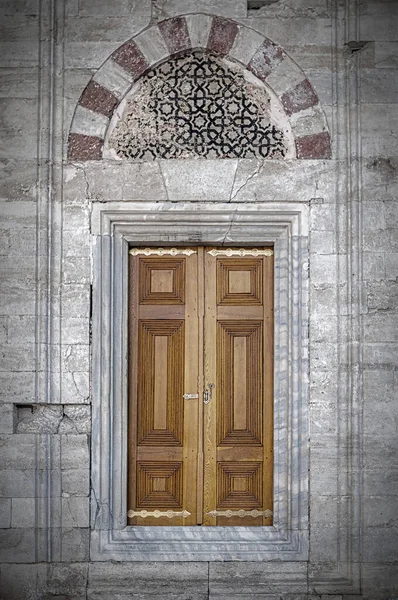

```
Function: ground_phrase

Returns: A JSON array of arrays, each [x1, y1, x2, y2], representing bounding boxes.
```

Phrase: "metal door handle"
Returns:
[[204, 383, 215, 404]]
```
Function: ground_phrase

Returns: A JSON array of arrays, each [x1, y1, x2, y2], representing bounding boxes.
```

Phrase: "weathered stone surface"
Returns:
[[11, 497, 36, 528], [207, 16, 238, 55], [78, 80, 119, 118], [159, 16, 191, 54], [160, 159, 238, 201], [45, 562, 89, 597], [281, 79, 319, 116], [248, 38, 284, 82], [88, 562, 208, 599], [62, 468, 90, 497], [0, 498, 11, 528], [209, 562, 308, 595], [68, 132, 103, 161], [0, 563, 46, 600], [61, 435, 90, 470]]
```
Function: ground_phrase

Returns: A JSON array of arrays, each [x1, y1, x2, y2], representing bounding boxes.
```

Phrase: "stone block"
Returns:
[[0, 403, 14, 433], [0, 41, 39, 67], [88, 562, 209, 599], [363, 435, 397, 472], [0, 99, 38, 160], [60, 284, 90, 318], [93, 58, 134, 101], [61, 435, 90, 470], [361, 563, 398, 599], [362, 104, 398, 157], [363, 496, 398, 528], [0, 528, 35, 562], [0, 0, 39, 15], [62, 229, 91, 259], [85, 162, 168, 201], [362, 252, 385, 281], [11, 497, 35, 528], [385, 253, 398, 280], [363, 314, 398, 343], [62, 257, 91, 285], [366, 280, 398, 312], [65, 41, 123, 70], [45, 562, 88, 597], [209, 562, 308, 595], [0, 498, 11, 528], [311, 342, 338, 370], [207, 16, 239, 56], [59, 406, 91, 434], [248, 38, 284, 83], [68, 132, 103, 162], [0, 434, 37, 470], [62, 497, 90, 528], [60, 528, 90, 562], [62, 345, 90, 374], [78, 0, 151, 17], [232, 160, 335, 203], [364, 468, 398, 497], [186, 14, 213, 49], [66, 15, 148, 43], [361, 68, 398, 104], [363, 526, 398, 562], [363, 342, 398, 366], [290, 105, 329, 139], [160, 0, 247, 19], [0, 67, 38, 99], [363, 368, 395, 404], [281, 79, 319, 116], [62, 469, 90, 497], [0, 563, 46, 600], [62, 318, 90, 345], [309, 254, 338, 285], [70, 105, 109, 139], [228, 26, 264, 66], [159, 16, 191, 55], [374, 41, 398, 68], [15, 404, 63, 434], [385, 199, 398, 229], [78, 80, 118, 119], [0, 371, 35, 404], [310, 230, 335, 255], [134, 26, 169, 67], [160, 159, 238, 201], [361, 13, 398, 41], [266, 55, 305, 98], [61, 371, 90, 404]]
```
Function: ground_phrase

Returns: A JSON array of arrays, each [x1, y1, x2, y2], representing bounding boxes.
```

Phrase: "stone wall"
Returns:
[[0, 0, 397, 598]]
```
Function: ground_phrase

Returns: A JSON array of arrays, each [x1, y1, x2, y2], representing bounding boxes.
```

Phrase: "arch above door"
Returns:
[[67, 14, 332, 162]]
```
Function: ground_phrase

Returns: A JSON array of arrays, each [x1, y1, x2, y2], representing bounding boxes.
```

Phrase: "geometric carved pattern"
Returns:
[[217, 258, 263, 305], [139, 257, 185, 304], [109, 51, 287, 160], [136, 461, 183, 508], [217, 462, 262, 509], [217, 321, 263, 445], [137, 320, 184, 445]]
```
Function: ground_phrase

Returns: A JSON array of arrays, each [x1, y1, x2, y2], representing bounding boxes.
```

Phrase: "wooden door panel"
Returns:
[[137, 320, 184, 446], [128, 251, 198, 526], [129, 248, 273, 527], [217, 321, 263, 446], [204, 249, 274, 527], [139, 258, 185, 304]]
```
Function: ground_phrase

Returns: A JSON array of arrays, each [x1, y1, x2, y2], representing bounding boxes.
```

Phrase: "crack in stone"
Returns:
[[230, 160, 264, 202]]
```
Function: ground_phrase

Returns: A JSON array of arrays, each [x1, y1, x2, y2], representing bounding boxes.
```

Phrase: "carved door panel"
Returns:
[[128, 250, 199, 526], [203, 249, 274, 526], [128, 248, 273, 527]]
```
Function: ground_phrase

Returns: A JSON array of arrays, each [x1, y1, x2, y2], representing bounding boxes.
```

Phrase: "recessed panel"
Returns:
[[217, 321, 263, 446], [217, 258, 263, 305], [138, 320, 184, 446], [217, 461, 262, 509], [136, 461, 183, 508], [139, 258, 185, 304]]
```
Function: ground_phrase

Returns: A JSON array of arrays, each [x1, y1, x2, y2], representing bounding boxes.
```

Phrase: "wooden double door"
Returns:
[[128, 247, 273, 526]]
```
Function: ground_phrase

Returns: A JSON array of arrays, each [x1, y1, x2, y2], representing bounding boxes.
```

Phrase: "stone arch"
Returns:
[[67, 14, 331, 161]]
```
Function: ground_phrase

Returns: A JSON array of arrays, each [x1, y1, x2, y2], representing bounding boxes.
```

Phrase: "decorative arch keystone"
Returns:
[[68, 14, 331, 162]]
